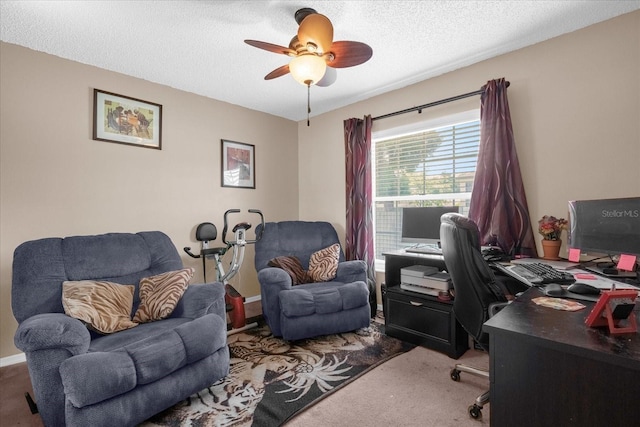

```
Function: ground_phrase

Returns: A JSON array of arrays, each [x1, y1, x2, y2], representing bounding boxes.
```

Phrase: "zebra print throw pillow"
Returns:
[[268, 256, 310, 285], [308, 243, 340, 282], [62, 280, 138, 334], [133, 267, 194, 323]]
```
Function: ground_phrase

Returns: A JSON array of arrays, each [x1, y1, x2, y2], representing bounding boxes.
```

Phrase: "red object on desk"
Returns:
[[568, 248, 581, 262], [617, 254, 638, 272], [585, 289, 638, 334], [574, 273, 597, 280]]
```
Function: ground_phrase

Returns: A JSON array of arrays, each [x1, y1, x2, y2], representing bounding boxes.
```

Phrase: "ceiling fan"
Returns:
[[245, 7, 373, 124]]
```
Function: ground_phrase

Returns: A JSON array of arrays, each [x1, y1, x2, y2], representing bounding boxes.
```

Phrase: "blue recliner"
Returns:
[[11, 231, 230, 427], [254, 221, 371, 341]]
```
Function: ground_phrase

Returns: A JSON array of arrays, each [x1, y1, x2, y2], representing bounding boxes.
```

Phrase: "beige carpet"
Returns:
[[285, 345, 490, 426]]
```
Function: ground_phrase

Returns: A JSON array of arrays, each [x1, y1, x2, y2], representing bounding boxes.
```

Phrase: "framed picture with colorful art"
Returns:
[[93, 89, 162, 149], [221, 139, 255, 189]]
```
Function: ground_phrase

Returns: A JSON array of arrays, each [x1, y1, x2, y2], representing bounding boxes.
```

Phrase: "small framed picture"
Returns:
[[221, 139, 255, 189], [93, 89, 162, 150]]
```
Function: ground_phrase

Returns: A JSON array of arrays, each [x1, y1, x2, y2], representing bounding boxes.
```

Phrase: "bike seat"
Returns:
[[233, 222, 252, 232]]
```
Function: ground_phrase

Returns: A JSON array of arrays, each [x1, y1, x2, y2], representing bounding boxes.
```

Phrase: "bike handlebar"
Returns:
[[222, 209, 264, 245], [183, 247, 199, 258], [248, 209, 265, 242]]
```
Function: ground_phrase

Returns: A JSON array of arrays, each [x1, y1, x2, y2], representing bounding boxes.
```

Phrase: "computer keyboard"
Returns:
[[405, 246, 442, 255], [505, 262, 576, 285]]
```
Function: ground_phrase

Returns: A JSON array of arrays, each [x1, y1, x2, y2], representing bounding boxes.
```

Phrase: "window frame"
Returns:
[[372, 109, 480, 271]]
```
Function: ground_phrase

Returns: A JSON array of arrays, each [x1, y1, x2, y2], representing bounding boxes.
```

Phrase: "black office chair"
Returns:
[[440, 213, 510, 420]]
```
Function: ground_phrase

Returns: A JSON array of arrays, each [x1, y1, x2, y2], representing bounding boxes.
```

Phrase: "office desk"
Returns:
[[484, 287, 640, 427]]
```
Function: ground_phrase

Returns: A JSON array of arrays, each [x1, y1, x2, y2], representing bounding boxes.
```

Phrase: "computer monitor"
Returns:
[[568, 196, 640, 257], [401, 206, 460, 246]]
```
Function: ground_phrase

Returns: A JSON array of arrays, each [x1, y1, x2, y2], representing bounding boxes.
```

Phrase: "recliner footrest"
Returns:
[[60, 314, 226, 408], [279, 281, 368, 317]]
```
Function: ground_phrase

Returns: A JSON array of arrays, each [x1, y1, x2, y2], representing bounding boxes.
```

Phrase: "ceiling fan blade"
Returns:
[[326, 41, 373, 68], [316, 66, 337, 87], [264, 64, 290, 80], [245, 40, 295, 56]]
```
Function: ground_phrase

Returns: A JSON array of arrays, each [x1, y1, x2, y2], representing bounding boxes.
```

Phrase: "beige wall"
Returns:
[[0, 42, 299, 359], [1, 11, 639, 360], [299, 11, 640, 304]]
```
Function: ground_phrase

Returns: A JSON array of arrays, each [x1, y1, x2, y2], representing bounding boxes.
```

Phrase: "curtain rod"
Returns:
[[372, 81, 510, 122]]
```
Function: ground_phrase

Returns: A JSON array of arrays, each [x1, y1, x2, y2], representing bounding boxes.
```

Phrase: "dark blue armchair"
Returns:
[[12, 231, 230, 427], [254, 221, 371, 341]]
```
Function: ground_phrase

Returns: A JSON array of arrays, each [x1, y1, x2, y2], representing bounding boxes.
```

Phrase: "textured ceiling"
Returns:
[[1, 1, 638, 122]]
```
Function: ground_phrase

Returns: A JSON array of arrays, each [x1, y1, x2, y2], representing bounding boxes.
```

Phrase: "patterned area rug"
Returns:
[[141, 320, 413, 427]]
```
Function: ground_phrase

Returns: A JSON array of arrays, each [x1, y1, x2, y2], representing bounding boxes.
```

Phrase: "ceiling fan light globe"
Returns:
[[298, 13, 333, 54], [289, 54, 326, 85], [316, 66, 337, 87]]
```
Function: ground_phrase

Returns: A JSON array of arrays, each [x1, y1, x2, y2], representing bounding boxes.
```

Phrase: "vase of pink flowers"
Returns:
[[538, 215, 568, 260]]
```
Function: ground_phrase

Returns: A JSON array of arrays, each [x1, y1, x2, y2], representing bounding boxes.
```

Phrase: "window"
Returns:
[[373, 111, 480, 261]]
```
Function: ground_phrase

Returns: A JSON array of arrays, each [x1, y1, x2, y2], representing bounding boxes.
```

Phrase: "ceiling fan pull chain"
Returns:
[[307, 82, 311, 126]]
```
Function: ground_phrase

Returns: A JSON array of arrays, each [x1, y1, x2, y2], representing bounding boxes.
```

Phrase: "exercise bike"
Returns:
[[184, 209, 264, 331]]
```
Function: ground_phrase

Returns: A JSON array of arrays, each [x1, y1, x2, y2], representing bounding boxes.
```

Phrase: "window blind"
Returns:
[[373, 119, 480, 259]]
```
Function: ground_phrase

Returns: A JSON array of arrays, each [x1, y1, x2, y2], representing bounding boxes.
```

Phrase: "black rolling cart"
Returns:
[[382, 250, 469, 359]]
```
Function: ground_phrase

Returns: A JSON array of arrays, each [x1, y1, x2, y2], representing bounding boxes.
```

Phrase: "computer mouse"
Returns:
[[567, 282, 601, 295], [544, 283, 565, 297]]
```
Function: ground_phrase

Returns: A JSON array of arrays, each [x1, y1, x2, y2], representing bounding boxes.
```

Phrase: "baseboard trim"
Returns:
[[245, 294, 261, 304], [1, 352, 26, 367]]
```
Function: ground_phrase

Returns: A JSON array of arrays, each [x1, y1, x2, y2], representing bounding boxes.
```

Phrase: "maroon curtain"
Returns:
[[344, 115, 375, 282], [469, 78, 537, 257]]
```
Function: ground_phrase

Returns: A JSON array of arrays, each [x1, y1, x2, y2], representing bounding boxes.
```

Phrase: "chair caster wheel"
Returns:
[[468, 404, 482, 420], [450, 368, 461, 381]]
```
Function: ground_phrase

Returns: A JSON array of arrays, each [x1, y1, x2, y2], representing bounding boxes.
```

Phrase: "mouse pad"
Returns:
[[543, 289, 599, 302], [563, 291, 600, 302]]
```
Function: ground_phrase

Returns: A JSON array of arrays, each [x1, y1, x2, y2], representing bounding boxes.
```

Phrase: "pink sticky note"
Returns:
[[568, 248, 581, 262], [574, 273, 597, 280], [617, 254, 637, 271]]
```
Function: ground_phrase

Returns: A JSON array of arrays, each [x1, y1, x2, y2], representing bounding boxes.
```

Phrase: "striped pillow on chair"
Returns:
[[133, 268, 194, 323]]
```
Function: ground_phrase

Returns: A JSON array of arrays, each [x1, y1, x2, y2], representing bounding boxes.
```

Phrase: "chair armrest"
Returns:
[[335, 260, 367, 283], [258, 267, 294, 290], [171, 281, 226, 320], [488, 301, 511, 318], [257, 267, 294, 337], [14, 313, 90, 354]]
